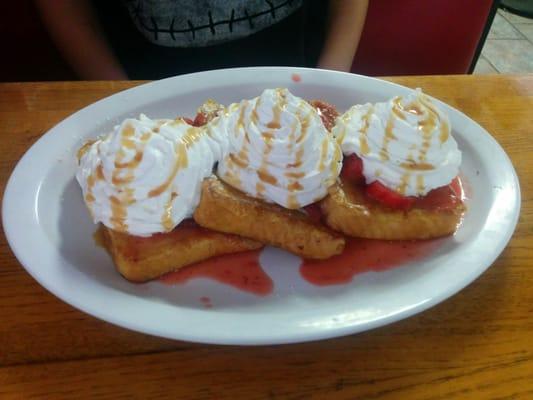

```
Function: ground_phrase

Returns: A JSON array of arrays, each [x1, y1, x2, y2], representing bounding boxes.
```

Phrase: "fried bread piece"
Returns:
[[321, 178, 465, 240], [100, 221, 262, 282], [193, 177, 345, 259]]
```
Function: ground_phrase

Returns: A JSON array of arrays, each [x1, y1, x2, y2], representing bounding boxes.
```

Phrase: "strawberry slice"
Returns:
[[310, 100, 339, 132], [341, 154, 365, 184], [192, 112, 209, 127], [366, 181, 416, 210], [416, 177, 462, 211], [182, 117, 194, 125], [449, 177, 463, 198], [303, 203, 323, 224]]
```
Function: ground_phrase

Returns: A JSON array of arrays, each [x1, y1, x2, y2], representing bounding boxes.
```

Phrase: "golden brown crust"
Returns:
[[101, 223, 262, 282], [320, 178, 465, 240], [193, 177, 345, 259]]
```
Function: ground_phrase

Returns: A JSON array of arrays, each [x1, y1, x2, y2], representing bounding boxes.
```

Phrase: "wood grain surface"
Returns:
[[0, 76, 532, 399]]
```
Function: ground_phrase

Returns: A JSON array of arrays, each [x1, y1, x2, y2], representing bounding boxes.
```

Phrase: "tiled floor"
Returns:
[[474, 9, 533, 74]]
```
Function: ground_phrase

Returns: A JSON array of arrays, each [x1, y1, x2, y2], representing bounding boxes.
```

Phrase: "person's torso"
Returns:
[[123, 0, 304, 48]]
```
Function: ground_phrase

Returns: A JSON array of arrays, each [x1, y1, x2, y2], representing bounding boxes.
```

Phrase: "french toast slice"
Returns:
[[193, 177, 345, 259], [100, 222, 262, 282], [321, 178, 465, 240]]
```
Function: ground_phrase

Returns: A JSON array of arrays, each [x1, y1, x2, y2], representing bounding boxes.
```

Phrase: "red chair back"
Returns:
[[352, 0, 495, 75]]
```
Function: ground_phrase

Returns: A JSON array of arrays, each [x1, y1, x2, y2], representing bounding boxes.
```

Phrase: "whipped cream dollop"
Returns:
[[333, 89, 461, 196], [216, 88, 342, 209], [76, 114, 228, 236]]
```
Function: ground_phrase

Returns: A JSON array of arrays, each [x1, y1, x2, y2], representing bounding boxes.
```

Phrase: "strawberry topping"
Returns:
[[341, 154, 365, 184], [365, 181, 416, 210]]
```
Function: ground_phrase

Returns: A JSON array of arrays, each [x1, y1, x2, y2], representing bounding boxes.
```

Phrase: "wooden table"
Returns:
[[0, 75, 532, 399]]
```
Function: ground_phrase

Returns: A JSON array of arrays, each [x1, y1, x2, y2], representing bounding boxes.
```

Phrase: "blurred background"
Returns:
[[1, 0, 532, 82]]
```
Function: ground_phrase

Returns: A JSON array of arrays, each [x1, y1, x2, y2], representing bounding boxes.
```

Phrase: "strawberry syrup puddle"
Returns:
[[300, 238, 442, 286], [160, 250, 273, 296]]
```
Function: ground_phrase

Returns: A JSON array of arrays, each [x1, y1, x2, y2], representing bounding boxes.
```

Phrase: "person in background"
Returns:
[[36, 0, 368, 80]]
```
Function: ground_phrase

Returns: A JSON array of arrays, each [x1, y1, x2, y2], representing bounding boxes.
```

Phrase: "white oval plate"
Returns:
[[3, 67, 520, 345]]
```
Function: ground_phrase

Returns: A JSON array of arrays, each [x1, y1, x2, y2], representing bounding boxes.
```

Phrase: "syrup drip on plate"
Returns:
[[300, 238, 441, 286], [160, 250, 273, 296]]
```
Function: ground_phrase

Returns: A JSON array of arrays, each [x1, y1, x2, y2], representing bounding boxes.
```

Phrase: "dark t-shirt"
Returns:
[[93, 0, 327, 79]]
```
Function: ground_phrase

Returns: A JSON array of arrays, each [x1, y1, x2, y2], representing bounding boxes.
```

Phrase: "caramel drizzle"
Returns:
[[405, 103, 424, 115], [108, 123, 148, 231], [296, 100, 312, 144], [257, 132, 276, 187], [161, 191, 178, 231], [317, 138, 329, 172], [288, 181, 304, 191], [400, 162, 435, 171], [256, 182, 266, 198], [391, 97, 407, 120], [122, 125, 135, 137], [95, 164, 104, 180], [221, 155, 242, 188], [379, 115, 396, 161], [390, 93, 449, 170], [359, 106, 374, 155], [389, 95, 441, 195], [252, 109, 260, 126], [282, 98, 313, 209], [111, 172, 134, 186], [140, 132, 152, 141], [416, 175, 425, 195], [397, 173, 411, 195], [257, 168, 277, 185], [109, 195, 126, 231], [110, 188, 135, 232], [151, 126, 205, 229], [77, 140, 96, 163], [284, 139, 306, 207], [335, 125, 347, 147], [416, 94, 449, 161], [111, 145, 135, 186], [331, 141, 342, 176], [253, 92, 284, 192], [402, 151, 434, 171], [267, 103, 282, 129], [296, 115, 310, 144], [262, 131, 275, 141], [287, 193, 299, 209], [84, 163, 105, 209], [85, 173, 96, 204], [148, 127, 202, 198], [121, 139, 136, 150], [237, 101, 247, 135], [115, 151, 143, 169], [417, 115, 434, 162], [234, 147, 250, 174], [285, 171, 306, 179], [111, 124, 143, 187], [287, 119, 298, 153], [439, 118, 450, 144], [287, 147, 304, 168]]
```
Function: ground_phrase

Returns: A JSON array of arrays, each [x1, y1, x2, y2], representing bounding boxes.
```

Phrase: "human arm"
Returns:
[[317, 0, 369, 72], [35, 0, 127, 80]]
